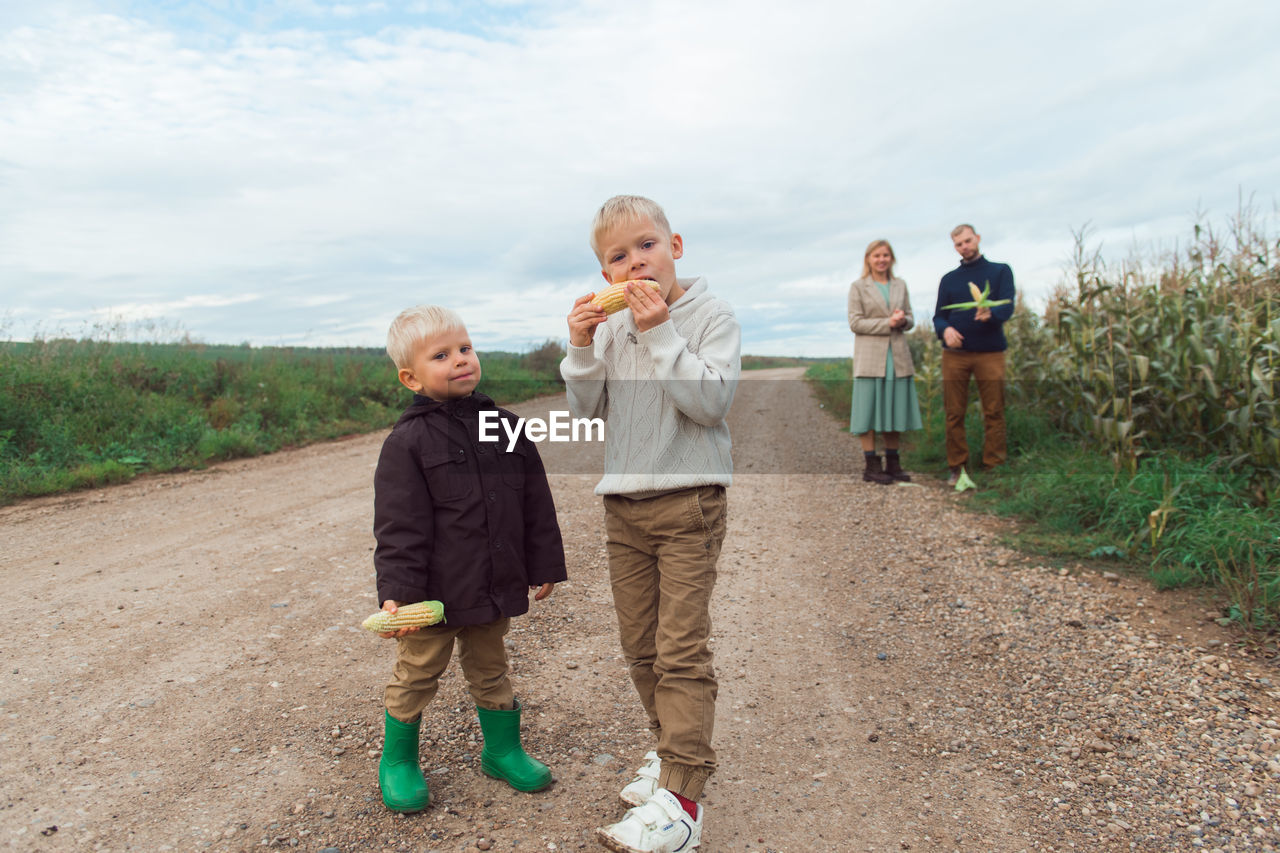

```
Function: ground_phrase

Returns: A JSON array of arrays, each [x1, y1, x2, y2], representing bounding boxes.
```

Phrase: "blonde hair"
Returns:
[[385, 305, 466, 369], [861, 239, 896, 279], [950, 223, 977, 238], [589, 195, 673, 261]]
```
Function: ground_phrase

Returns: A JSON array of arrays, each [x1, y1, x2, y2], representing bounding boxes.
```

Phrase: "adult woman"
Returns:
[[847, 239, 923, 483]]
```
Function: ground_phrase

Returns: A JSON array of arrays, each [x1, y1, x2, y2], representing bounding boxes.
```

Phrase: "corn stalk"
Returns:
[[1019, 209, 1280, 500]]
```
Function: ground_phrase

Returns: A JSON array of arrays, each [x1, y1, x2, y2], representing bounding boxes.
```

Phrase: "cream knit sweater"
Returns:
[[560, 276, 740, 496]]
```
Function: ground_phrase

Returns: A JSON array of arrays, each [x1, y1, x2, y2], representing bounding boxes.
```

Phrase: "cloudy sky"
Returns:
[[2, 1, 1277, 356]]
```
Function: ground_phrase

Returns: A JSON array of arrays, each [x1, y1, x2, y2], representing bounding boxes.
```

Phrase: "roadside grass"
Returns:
[[808, 369, 1279, 638], [0, 337, 565, 504]]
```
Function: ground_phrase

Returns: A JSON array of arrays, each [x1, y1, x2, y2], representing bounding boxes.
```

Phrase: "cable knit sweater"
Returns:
[[560, 276, 740, 496]]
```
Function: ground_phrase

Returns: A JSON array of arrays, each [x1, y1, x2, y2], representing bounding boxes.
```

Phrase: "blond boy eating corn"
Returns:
[[562, 195, 740, 853]]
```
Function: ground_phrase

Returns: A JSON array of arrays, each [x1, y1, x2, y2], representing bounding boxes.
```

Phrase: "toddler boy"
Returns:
[[372, 305, 567, 812]]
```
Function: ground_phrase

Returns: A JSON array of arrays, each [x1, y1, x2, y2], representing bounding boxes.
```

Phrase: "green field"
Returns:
[[741, 355, 842, 370], [0, 338, 565, 503]]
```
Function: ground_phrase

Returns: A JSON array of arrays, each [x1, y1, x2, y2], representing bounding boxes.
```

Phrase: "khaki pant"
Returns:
[[384, 618, 513, 723], [941, 349, 1007, 470], [603, 485, 727, 800]]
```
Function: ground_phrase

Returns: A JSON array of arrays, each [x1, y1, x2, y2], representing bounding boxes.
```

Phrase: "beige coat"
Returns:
[[847, 276, 916, 378]]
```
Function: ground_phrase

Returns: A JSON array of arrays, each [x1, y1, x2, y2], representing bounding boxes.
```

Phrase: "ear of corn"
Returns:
[[361, 600, 446, 633], [590, 280, 660, 315], [940, 280, 1013, 311]]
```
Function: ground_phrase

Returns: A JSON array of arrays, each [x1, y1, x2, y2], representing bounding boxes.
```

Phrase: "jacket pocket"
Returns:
[[499, 442, 528, 490], [420, 447, 469, 502]]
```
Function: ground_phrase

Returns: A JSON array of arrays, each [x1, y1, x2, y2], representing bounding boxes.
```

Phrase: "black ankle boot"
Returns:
[[884, 451, 911, 482], [862, 453, 892, 485]]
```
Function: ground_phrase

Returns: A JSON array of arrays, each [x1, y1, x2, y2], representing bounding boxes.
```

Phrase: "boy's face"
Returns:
[[397, 326, 481, 401], [597, 215, 684, 303]]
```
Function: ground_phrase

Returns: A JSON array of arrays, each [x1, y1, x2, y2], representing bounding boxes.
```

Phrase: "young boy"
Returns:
[[561, 196, 740, 852], [372, 305, 567, 813]]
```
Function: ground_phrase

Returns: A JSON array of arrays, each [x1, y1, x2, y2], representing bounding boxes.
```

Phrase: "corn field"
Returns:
[[1019, 209, 1279, 500]]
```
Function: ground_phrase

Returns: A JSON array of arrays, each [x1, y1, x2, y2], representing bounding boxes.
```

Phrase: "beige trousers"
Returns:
[[603, 485, 727, 800], [384, 617, 514, 723], [941, 348, 1008, 469]]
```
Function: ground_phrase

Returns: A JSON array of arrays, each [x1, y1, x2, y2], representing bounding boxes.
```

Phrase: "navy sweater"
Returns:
[[932, 256, 1015, 352]]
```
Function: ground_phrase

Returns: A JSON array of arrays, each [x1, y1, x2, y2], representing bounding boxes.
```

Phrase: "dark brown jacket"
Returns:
[[373, 392, 567, 626]]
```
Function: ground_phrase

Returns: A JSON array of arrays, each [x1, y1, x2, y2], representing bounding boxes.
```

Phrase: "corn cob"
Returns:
[[590, 280, 660, 315], [940, 280, 1012, 312], [361, 600, 446, 633]]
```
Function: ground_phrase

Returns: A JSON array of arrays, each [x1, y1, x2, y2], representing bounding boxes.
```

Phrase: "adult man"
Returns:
[[932, 224, 1016, 484]]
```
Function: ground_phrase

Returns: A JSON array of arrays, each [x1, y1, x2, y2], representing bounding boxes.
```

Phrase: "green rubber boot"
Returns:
[[476, 701, 553, 792], [378, 710, 429, 813]]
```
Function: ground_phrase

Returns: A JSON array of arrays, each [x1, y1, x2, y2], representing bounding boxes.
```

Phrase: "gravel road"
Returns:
[[2, 367, 1277, 852]]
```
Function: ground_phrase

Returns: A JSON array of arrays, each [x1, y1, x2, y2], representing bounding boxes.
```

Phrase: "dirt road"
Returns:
[[2, 368, 1277, 852]]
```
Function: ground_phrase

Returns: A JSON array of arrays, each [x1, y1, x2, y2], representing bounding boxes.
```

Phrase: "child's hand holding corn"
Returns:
[[377, 602, 416, 639], [567, 293, 607, 347], [363, 600, 446, 638], [620, 280, 669, 332]]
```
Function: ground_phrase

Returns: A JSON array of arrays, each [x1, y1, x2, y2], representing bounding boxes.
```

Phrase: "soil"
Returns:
[[2, 367, 1277, 853]]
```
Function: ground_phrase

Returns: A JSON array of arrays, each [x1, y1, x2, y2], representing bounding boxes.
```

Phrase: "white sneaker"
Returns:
[[596, 789, 702, 853], [620, 750, 661, 806]]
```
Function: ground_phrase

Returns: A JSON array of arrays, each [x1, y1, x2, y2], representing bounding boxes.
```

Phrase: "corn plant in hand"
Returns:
[[940, 281, 1014, 312]]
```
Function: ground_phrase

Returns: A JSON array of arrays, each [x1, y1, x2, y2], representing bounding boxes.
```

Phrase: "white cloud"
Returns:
[[1, 0, 1277, 354], [79, 294, 263, 322]]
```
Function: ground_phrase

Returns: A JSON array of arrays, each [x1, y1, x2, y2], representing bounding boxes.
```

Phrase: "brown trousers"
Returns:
[[603, 485, 727, 800], [384, 618, 514, 723], [941, 348, 1007, 469]]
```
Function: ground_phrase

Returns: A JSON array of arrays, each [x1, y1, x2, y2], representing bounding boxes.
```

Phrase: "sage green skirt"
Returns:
[[849, 347, 923, 434]]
